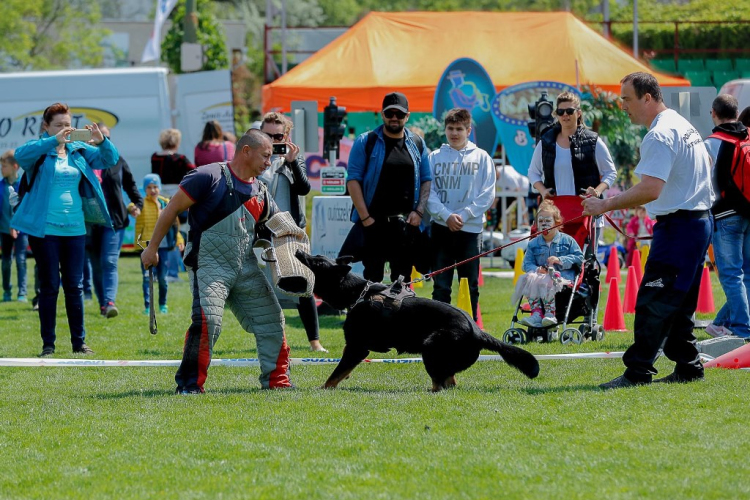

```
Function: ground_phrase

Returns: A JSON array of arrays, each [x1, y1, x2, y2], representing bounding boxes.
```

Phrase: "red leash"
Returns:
[[409, 214, 589, 285], [602, 213, 653, 242]]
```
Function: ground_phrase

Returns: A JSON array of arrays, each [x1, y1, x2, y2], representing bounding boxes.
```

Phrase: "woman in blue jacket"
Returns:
[[12, 103, 119, 357]]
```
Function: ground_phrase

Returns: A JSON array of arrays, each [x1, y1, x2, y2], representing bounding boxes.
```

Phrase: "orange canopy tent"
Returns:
[[262, 11, 688, 113]]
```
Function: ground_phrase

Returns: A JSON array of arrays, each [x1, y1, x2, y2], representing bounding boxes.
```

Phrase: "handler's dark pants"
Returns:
[[622, 211, 711, 383], [430, 222, 481, 321], [362, 216, 416, 283]]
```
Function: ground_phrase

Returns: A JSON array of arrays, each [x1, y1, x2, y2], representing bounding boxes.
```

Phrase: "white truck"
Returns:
[[0, 67, 234, 182]]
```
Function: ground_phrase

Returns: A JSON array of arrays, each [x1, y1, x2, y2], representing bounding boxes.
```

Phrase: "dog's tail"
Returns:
[[479, 331, 540, 379]]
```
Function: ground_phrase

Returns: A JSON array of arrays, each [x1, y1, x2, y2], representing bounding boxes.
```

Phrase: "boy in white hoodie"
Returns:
[[427, 108, 496, 320]]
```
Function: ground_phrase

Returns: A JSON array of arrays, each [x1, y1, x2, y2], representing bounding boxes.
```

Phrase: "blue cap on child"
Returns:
[[143, 173, 162, 192]]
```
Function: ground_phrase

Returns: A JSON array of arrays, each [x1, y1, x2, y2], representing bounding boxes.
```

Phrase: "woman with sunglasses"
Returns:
[[527, 92, 617, 203], [257, 112, 327, 353]]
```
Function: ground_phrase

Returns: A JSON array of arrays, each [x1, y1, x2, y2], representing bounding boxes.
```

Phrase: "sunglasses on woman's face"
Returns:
[[555, 107, 578, 116], [383, 109, 407, 119], [264, 132, 285, 142]]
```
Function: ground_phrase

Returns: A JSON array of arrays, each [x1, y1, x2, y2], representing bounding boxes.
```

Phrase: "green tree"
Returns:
[[0, 0, 109, 71], [161, 0, 229, 74]]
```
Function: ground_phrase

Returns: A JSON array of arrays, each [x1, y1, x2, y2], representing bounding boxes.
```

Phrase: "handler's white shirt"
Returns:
[[634, 109, 714, 217]]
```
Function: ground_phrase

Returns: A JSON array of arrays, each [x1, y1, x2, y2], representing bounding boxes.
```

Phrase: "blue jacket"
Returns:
[[346, 125, 432, 223], [11, 134, 119, 238], [522, 231, 583, 282]]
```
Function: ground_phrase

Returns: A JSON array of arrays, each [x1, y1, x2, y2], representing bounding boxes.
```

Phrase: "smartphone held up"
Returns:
[[69, 129, 92, 142], [272, 143, 287, 155]]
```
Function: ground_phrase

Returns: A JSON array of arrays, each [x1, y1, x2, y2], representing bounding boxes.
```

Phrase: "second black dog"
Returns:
[[295, 251, 540, 391]]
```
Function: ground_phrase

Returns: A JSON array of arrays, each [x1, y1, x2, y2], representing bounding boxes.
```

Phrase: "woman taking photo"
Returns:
[[12, 103, 119, 357], [194, 120, 235, 167]]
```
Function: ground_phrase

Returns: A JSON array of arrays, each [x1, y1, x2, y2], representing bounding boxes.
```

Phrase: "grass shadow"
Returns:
[[521, 383, 604, 395], [92, 386, 271, 399], [92, 388, 177, 399]]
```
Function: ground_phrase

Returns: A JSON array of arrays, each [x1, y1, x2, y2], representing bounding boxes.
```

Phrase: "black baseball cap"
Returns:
[[382, 92, 409, 113]]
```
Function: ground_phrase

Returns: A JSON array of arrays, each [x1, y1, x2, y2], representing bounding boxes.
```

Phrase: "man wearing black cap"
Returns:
[[346, 91, 432, 283]]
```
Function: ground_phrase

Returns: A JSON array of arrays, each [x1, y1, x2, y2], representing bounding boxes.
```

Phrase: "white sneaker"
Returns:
[[521, 312, 543, 328], [542, 313, 558, 327], [705, 323, 734, 338]]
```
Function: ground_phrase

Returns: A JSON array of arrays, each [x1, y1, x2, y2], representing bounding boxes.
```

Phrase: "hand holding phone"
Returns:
[[273, 143, 287, 155], [69, 129, 92, 142]]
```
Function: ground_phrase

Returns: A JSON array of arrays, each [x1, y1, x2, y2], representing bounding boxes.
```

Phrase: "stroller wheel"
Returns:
[[595, 325, 605, 341], [561, 328, 583, 345], [502, 328, 526, 345], [578, 324, 591, 340]]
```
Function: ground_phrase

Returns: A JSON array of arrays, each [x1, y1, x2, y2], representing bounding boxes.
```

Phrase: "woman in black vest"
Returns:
[[528, 92, 617, 202]]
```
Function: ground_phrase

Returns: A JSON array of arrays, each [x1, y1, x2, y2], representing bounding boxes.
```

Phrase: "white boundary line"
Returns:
[[0, 352, 627, 367]]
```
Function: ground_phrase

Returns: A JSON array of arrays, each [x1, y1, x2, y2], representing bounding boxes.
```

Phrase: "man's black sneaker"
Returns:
[[73, 344, 95, 355], [39, 346, 55, 357], [599, 375, 647, 390], [653, 372, 705, 384]]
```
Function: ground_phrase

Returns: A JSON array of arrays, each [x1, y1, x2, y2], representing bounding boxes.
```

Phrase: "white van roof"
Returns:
[[0, 67, 169, 80], [719, 79, 750, 109]]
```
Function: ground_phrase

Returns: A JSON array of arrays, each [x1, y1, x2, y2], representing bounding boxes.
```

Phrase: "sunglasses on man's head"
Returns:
[[264, 132, 285, 142], [555, 108, 578, 116], [383, 109, 407, 119]]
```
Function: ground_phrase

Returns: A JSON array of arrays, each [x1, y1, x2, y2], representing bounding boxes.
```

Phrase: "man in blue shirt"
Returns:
[[346, 92, 432, 283]]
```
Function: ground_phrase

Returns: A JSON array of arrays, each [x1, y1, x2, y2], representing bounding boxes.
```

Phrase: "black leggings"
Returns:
[[296, 294, 319, 342]]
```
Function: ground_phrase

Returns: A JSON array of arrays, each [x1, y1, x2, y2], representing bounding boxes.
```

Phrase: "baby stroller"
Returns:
[[502, 195, 604, 345]]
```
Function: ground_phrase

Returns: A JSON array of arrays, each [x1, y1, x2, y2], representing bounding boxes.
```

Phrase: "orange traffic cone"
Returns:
[[605, 246, 621, 284], [696, 265, 715, 314], [476, 303, 484, 328], [708, 244, 717, 277], [704, 342, 750, 369], [623, 266, 638, 314], [478, 264, 484, 287], [631, 248, 643, 286], [603, 278, 627, 331]]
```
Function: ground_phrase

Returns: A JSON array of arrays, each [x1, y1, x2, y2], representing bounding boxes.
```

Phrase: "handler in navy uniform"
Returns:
[[582, 72, 714, 389]]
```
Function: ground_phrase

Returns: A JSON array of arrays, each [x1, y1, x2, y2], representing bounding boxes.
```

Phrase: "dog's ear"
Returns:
[[336, 255, 354, 266], [335, 263, 352, 277]]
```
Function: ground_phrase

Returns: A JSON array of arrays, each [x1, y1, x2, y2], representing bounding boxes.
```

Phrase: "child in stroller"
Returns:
[[514, 199, 583, 325], [504, 198, 610, 344]]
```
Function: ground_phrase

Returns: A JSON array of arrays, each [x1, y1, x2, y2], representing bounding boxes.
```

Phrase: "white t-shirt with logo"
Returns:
[[634, 109, 714, 217]]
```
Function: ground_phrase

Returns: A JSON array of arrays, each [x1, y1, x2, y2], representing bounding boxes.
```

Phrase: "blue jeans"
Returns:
[[1, 232, 28, 297], [90, 226, 125, 308], [712, 215, 750, 338], [28, 235, 87, 349], [141, 248, 169, 308], [82, 251, 92, 296]]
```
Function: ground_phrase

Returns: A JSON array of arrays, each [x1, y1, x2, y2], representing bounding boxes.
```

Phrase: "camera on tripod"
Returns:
[[527, 91, 555, 143]]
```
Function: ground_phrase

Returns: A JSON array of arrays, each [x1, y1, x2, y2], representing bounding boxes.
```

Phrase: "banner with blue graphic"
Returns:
[[433, 58, 498, 155], [490, 81, 580, 176]]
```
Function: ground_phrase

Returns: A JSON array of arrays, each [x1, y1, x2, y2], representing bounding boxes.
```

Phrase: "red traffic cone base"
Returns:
[[704, 342, 750, 369], [603, 278, 627, 331]]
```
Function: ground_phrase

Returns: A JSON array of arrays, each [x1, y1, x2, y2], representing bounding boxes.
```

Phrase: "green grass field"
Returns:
[[1, 256, 748, 500]]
